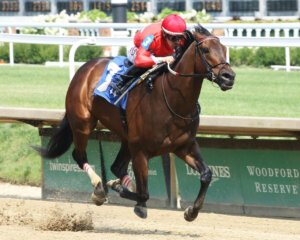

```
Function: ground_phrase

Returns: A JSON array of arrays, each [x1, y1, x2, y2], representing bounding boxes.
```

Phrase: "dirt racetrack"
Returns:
[[0, 197, 299, 240]]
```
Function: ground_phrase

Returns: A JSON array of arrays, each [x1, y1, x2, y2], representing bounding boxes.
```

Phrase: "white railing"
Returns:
[[1, 106, 300, 137], [1, 22, 299, 69], [1, 33, 299, 80], [0, 22, 299, 37]]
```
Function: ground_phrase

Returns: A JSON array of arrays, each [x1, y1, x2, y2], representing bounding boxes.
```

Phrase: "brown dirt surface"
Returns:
[[0, 198, 299, 240]]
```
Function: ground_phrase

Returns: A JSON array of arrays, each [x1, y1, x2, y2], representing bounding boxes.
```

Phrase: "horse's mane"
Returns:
[[173, 24, 212, 66], [194, 24, 213, 37], [154, 24, 212, 74]]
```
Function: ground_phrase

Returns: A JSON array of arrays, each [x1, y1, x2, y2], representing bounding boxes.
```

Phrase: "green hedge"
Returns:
[[229, 47, 300, 67], [63, 45, 104, 62], [0, 43, 104, 64], [1, 43, 300, 67]]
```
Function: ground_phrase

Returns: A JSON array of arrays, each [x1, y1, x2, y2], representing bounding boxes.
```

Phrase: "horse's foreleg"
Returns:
[[110, 141, 136, 192], [175, 140, 212, 222], [131, 151, 149, 219]]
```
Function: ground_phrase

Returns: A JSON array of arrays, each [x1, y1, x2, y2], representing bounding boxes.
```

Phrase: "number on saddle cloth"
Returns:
[[93, 56, 132, 109]]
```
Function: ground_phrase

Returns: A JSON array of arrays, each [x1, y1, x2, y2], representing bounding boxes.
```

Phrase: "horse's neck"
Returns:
[[165, 45, 203, 113]]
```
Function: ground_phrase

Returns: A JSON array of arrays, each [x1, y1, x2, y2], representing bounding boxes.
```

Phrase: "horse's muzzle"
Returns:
[[218, 69, 235, 91]]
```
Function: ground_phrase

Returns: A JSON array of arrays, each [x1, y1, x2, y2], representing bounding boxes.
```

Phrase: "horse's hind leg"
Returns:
[[109, 141, 136, 192], [174, 140, 212, 222], [71, 117, 106, 206]]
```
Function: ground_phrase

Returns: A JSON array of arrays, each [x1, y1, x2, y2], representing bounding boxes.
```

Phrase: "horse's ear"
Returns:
[[172, 30, 194, 66], [183, 30, 194, 50], [184, 30, 194, 43], [194, 23, 212, 37]]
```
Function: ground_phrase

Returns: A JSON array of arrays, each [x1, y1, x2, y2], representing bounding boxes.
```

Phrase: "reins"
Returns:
[[161, 72, 201, 121], [163, 36, 228, 121]]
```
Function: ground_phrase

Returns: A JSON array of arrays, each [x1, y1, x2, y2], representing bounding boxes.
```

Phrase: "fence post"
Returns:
[[226, 47, 230, 64], [8, 27, 14, 66], [285, 47, 291, 72], [59, 28, 64, 67], [256, 28, 262, 37], [265, 29, 271, 37], [69, 38, 96, 81]]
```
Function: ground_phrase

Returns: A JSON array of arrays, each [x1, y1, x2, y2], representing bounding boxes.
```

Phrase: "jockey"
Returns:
[[110, 14, 187, 94]]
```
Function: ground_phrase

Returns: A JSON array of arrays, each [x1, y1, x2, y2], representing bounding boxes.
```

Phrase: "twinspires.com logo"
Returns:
[[49, 158, 96, 174]]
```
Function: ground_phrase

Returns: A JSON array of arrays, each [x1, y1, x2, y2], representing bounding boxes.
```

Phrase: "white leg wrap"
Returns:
[[83, 163, 102, 188], [122, 175, 136, 192]]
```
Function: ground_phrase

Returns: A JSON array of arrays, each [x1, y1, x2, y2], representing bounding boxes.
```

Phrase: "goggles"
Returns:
[[166, 34, 184, 42]]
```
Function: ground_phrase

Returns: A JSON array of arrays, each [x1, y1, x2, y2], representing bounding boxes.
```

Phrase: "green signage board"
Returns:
[[175, 148, 300, 208], [100, 141, 168, 199], [238, 149, 299, 207], [42, 136, 102, 192], [41, 129, 300, 217]]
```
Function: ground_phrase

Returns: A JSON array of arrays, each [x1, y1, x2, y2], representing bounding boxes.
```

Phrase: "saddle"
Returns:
[[123, 63, 167, 93]]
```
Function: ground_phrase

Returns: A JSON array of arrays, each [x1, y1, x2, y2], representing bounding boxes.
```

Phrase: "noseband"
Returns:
[[168, 36, 229, 83]]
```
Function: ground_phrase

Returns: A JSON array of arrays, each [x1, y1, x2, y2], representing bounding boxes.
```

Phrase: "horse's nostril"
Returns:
[[222, 73, 230, 79], [222, 71, 235, 81]]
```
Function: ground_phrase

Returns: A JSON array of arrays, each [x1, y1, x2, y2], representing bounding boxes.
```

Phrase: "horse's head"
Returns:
[[177, 25, 235, 91], [193, 25, 235, 91]]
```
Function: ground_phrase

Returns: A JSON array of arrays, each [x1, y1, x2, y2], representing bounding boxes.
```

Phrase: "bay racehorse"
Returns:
[[35, 24, 235, 221]]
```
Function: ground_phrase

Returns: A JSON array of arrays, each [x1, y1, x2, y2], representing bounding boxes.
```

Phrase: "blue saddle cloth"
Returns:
[[93, 56, 139, 110]]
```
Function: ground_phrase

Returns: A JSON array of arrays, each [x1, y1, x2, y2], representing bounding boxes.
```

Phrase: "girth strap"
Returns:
[[120, 108, 128, 134]]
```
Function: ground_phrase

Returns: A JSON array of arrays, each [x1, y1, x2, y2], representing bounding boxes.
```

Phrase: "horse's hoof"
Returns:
[[92, 182, 106, 206], [184, 206, 198, 222], [134, 205, 147, 219], [107, 179, 124, 193], [107, 179, 121, 189]]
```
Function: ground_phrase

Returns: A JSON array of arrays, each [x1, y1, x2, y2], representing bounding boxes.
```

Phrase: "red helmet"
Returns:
[[162, 14, 186, 36]]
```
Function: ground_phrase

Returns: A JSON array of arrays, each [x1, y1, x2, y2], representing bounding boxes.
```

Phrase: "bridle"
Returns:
[[162, 36, 229, 121], [167, 36, 229, 83]]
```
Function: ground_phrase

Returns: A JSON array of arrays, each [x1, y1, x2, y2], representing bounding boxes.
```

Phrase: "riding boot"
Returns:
[[110, 65, 145, 95]]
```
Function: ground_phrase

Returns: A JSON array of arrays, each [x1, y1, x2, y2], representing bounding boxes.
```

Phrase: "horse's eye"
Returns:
[[203, 47, 210, 54]]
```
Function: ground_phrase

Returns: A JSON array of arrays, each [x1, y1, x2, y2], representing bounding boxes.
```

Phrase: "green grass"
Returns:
[[0, 123, 41, 185], [0, 65, 299, 185], [0, 65, 69, 185], [0, 65, 69, 109], [1, 65, 299, 116], [199, 67, 300, 117]]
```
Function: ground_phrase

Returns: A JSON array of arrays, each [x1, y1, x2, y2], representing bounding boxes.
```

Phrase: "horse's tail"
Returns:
[[32, 114, 73, 159]]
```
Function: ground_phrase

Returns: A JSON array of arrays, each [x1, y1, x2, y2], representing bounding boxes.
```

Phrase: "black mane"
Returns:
[[194, 24, 212, 36], [173, 24, 211, 66]]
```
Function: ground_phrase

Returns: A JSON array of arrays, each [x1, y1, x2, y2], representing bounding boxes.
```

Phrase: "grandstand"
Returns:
[[0, 0, 299, 19]]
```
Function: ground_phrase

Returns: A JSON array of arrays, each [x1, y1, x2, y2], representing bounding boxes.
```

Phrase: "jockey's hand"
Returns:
[[162, 56, 175, 64]]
